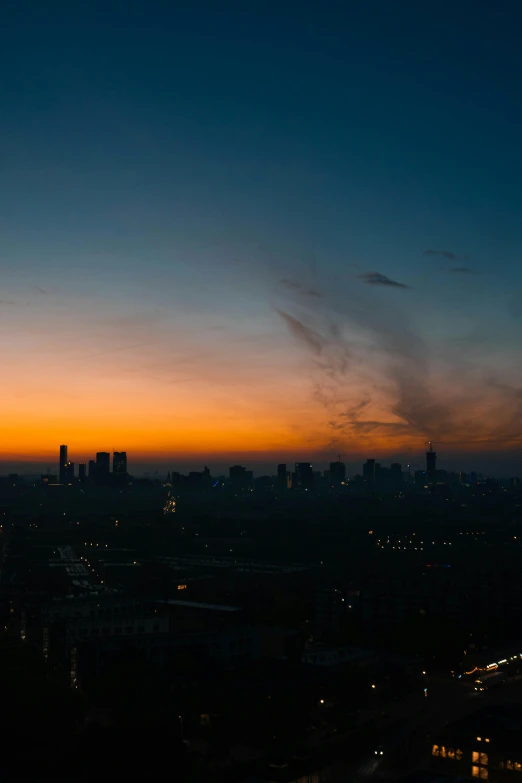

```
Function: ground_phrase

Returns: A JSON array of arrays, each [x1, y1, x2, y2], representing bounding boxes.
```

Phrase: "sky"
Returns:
[[1, 0, 522, 475]]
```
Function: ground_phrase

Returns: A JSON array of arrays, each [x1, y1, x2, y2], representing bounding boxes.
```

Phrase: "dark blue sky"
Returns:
[[2, 0, 522, 473]]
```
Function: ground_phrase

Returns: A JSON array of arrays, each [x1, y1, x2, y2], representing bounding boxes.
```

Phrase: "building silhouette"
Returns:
[[78, 463, 86, 481], [426, 442, 437, 475], [59, 445, 68, 484], [390, 462, 403, 486], [64, 462, 74, 483], [113, 452, 127, 474], [277, 463, 287, 488], [229, 465, 253, 491], [96, 452, 110, 476], [294, 462, 313, 488], [363, 459, 376, 488], [88, 459, 96, 479], [329, 460, 346, 485]]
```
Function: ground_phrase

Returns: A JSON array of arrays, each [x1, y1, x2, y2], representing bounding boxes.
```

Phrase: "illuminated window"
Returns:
[[485, 738, 490, 743], [473, 752, 480, 763], [447, 749, 456, 759], [480, 754, 488, 766], [477, 737, 482, 742], [472, 766, 480, 778], [457, 750, 463, 761], [480, 768, 488, 779], [432, 745, 440, 757], [177, 584, 187, 590]]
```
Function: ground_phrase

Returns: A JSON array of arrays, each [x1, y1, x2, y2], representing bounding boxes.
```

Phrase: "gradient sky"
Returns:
[[2, 0, 522, 474]]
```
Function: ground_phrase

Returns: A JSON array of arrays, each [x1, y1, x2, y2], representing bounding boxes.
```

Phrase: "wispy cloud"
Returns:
[[358, 272, 411, 289], [276, 310, 325, 355], [424, 249, 457, 259], [275, 261, 522, 453], [75, 341, 154, 361], [449, 267, 475, 274], [0, 300, 16, 305], [279, 278, 321, 297]]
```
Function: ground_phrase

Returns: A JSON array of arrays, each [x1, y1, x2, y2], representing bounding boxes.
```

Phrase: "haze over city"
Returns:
[[2, 0, 522, 475]]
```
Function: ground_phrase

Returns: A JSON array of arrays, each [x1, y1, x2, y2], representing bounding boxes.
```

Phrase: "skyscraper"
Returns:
[[277, 463, 287, 488], [329, 460, 346, 485], [96, 452, 111, 476], [390, 463, 403, 486], [229, 465, 253, 491], [78, 463, 86, 481], [59, 445, 68, 484], [88, 459, 96, 479], [426, 442, 437, 475], [363, 459, 376, 488], [64, 462, 74, 483], [113, 451, 127, 474], [295, 462, 313, 488]]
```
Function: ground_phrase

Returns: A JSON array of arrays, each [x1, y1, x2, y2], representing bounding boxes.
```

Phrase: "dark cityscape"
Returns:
[[1, 444, 522, 781]]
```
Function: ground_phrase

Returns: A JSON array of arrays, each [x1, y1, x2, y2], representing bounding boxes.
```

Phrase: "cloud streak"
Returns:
[[279, 279, 321, 297], [449, 267, 475, 274], [358, 272, 411, 289], [276, 310, 325, 356], [424, 249, 457, 259]]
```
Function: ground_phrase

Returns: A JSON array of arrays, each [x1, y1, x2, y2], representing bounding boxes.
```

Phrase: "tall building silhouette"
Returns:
[[64, 462, 74, 483], [88, 459, 96, 479], [59, 445, 68, 484], [96, 452, 110, 476], [426, 442, 437, 475], [113, 451, 127, 474], [78, 463, 86, 481], [329, 460, 346, 485], [390, 463, 403, 486], [229, 465, 253, 491], [295, 462, 313, 488], [363, 459, 376, 488], [277, 463, 287, 487]]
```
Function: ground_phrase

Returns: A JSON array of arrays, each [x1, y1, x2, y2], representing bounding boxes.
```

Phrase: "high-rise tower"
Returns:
[[113, 452, 127, 474], [426, 442, 437, 475], [59, 445, 68, 484]]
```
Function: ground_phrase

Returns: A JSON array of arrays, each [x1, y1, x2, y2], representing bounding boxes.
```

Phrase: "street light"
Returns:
[[371, 684, 376, 689]]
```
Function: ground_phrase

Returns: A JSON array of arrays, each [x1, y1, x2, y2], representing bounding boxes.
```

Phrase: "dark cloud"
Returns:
[[276, 310, 325, 356], [350, 419, 410, 435], [276, 259, 522, 452], [36, 286, 50, 294], [449, 267, 475, 274], [358, 272, 411, 289], [279, 278, 321, 297], [424, 249, 457, 259], [341, 397, 372, 421]]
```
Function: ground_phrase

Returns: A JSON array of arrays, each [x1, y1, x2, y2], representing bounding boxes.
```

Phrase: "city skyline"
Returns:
[[2, 2, 522, 470], [1, 441, 520, 480]]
